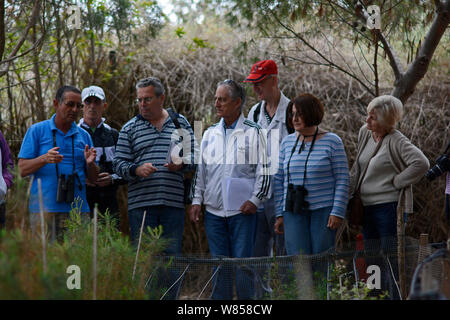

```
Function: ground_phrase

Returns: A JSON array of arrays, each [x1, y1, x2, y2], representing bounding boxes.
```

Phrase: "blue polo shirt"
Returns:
[[19, 114, 93, 213]]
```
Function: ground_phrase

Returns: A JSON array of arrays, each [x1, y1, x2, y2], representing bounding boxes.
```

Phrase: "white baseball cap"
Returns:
[[81, 85, 106, 102]]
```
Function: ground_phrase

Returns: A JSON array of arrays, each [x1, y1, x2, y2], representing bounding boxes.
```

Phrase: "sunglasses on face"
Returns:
[[222, 79, 245, 99], [64, 101, 83, 109]]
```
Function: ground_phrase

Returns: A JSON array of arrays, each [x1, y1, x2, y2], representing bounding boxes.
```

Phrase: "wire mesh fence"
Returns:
[[409, 241, 450, 300], [144, 236, 445, 300]]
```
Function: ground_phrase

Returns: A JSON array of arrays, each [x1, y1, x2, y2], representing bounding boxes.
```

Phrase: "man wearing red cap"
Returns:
[[244, 59, 292, 259]]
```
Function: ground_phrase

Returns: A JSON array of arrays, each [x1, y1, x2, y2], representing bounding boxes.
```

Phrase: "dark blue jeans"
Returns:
[[129, 205, 185, 299], [128, 205, 185, 255], [204, 211, 257, 300], [362, 201, 401, 299], [283, 206, 336, 256]]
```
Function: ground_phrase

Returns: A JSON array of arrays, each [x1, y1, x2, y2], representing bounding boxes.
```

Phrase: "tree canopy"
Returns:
[[209, 0, 450, 103]]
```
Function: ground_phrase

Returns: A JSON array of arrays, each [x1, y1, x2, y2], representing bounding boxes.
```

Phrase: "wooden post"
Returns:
[[24, 176, 34, 230], [418, 233, 431, 263], [397, 205, 407, 299], [418, 233, 435, 294], [132, 210, 147, 281], [37, 178, 47, 274], [93, 205, 98, 300]]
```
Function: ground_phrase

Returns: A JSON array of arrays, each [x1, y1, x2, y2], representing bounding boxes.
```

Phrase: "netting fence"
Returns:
[[409, 240, 450, 300], [143, 236, 449, 300]]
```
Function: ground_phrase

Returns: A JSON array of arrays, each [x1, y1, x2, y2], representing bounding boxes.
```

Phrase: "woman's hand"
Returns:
[[274, 216, 284, 234], [327, 215, 343, 230]]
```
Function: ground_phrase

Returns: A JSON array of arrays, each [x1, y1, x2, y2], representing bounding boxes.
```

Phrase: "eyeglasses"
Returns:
[[64, 101, 83, 109], [136, 97, 154, 104]]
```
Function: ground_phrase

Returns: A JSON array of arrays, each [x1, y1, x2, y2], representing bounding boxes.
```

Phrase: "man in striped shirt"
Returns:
[[113, 77, 197, 255]]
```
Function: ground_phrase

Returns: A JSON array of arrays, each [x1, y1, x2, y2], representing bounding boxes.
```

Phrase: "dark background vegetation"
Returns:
[[1, 1, 448, 252]]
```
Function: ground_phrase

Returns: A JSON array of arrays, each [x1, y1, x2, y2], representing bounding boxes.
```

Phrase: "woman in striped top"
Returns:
[[274, 94, 350, 255]]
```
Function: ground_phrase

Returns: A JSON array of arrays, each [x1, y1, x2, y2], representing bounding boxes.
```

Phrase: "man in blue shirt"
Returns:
[[18, 85, 98, 241]]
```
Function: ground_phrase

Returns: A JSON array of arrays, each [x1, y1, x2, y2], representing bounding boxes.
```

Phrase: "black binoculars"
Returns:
[[56, 173, 76, 203], [285, 183, 309, 214]]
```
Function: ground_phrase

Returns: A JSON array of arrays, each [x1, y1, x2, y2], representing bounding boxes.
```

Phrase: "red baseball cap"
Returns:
[[243, 60, 278, 83]]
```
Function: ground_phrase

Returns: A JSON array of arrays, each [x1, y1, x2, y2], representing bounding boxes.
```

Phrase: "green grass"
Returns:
[[0, 207, 168, 299]]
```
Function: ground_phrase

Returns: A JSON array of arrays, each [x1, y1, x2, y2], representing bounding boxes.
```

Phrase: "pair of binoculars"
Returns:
[[56, 173, 76, 203], [285, 183, 310, 214]]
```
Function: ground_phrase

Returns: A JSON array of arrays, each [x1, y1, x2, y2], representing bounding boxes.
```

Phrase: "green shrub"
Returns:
[[0, 206, 167, 299]]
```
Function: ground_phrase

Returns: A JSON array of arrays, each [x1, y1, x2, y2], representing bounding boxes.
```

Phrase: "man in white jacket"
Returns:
[[189, 79, 271, 300]]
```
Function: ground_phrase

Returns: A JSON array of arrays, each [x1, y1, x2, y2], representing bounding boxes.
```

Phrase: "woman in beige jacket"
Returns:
[[350, 95, 429, 298]]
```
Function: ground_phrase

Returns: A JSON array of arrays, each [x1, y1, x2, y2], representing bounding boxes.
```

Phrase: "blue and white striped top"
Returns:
[[274, 132, 350, 218], [113, 113, 197, 211]]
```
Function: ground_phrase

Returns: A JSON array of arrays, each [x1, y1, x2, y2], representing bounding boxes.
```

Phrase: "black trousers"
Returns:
[[86, 192, 120, 227]]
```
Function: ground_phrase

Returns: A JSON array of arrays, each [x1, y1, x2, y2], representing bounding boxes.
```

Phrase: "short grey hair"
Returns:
[[136, 77, 165, 97], [367, 95, 403, 130], [217, 79, 246, 111]]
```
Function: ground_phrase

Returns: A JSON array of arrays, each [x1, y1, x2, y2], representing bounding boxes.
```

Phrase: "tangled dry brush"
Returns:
[[99, 37, 449, 248]]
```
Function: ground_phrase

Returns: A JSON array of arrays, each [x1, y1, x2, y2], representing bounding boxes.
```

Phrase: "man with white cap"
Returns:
[[79, 85, 124, 227]]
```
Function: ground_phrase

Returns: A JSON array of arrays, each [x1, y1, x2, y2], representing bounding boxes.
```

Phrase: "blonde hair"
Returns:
[[367, 95, 403, 130]]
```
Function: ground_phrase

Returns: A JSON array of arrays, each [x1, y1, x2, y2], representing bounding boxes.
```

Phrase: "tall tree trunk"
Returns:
[[6, 71, 14, 141], [391, 0, 450, 102], [54, 0, 64, 87], [87, 2, 96, 82], [0, 0, 5, 61], [63, 25, 78, 85], [0, 0, 41, 78], [32, 24, 45, 121]]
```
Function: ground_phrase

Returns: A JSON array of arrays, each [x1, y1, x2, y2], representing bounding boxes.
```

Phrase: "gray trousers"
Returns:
[[253, 197, 286, 257], [252, 197, 286, 298]]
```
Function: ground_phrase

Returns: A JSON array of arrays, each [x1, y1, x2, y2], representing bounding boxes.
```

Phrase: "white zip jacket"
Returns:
[[191, 114, 272, 217]]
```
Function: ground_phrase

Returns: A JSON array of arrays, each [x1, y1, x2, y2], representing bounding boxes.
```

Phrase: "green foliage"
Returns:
[[175, 26, 186, 38], [328, 261, 389, 300], [265, 257, 299, 300], [0, 204, 167, 299], [264, 257, 389, 300]]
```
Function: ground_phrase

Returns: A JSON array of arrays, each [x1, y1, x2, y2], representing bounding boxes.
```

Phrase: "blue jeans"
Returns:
[[283, 206, 336, 256], [362, 201, 401, 299], [204, 211, 257, 300], [253, 197, 286, 257], [128, 205, 185, 255]]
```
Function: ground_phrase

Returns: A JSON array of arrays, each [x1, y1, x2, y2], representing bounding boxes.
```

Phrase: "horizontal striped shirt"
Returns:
[[113, 113, 197, 210], [274, 132, 350, 218]]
